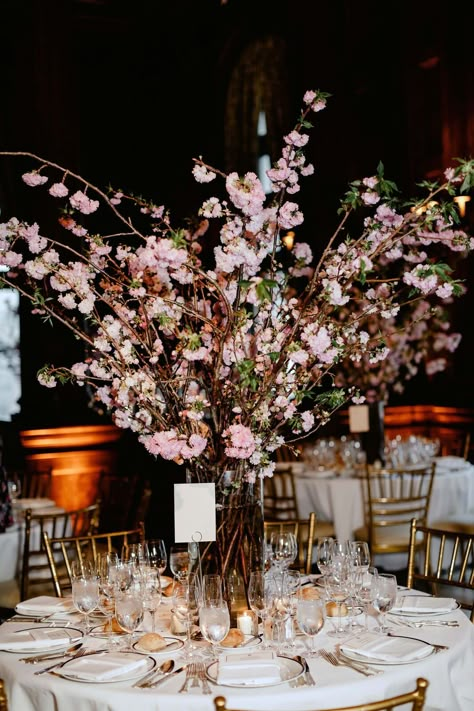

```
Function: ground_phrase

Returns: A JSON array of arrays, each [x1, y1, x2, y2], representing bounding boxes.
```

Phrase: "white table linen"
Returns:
[[0, 596, 472, 711]]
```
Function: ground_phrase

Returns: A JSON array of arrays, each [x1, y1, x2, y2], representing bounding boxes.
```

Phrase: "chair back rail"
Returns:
[[42, 522, 145, 597], [407, 518, 474, 621], [264, 512, 316, 575], [263, 468, 300, 520]]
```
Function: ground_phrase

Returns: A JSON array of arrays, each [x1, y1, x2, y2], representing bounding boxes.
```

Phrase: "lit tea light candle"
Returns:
[[237, 610, 255, 636]]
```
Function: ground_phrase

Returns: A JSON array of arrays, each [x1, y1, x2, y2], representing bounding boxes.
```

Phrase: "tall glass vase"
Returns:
[[185, 463, 264, 607]]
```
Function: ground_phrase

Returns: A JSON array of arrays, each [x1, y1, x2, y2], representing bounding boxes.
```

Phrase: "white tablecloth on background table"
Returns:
[[0, 596, 472, 711], [295, 458, 474, 543]]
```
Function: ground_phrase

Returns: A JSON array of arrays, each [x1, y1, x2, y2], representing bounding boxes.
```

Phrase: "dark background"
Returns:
[[1, 0, 473, 428]]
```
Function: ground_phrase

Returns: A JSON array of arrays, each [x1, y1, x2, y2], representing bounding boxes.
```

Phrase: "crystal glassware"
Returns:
[[372, 572, 397, 634], [169, 544, 191, 581], [71, 560, 99, 633], [296, 595, 326, 657], [145, 539, 167, 575], [199, 603, 230, 659], [115, 590, 144, 650]]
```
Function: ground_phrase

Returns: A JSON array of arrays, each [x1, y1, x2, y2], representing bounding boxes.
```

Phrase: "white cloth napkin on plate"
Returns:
[[392, 596, 457, 614], [15, 596, 75, 616], [62, 653, 149, 681], [217, 651, 281, 685], [0, 627, 80, 652], [341, 632, 433, 662]]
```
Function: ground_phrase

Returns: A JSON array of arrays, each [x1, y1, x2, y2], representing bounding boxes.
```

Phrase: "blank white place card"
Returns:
[[348, 404, 370, 433], [174, 483, 216, 543]]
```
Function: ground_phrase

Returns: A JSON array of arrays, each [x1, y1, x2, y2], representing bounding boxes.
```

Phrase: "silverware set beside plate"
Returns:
[[319, 648, 381, 677]]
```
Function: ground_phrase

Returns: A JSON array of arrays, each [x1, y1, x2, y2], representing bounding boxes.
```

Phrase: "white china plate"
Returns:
[[132, 636, 184, 654], [0, 626, 83, 653], [206, 654, 304, 688], [56, 651, 156, 683], [388, 601, 460, 618], [339, 641, 435, 666], [214, 635, 262, 654]]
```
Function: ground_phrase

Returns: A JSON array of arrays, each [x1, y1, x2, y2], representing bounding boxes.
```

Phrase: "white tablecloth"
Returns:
[[0, 598, 472, 711], [295, 459, 474, 543]]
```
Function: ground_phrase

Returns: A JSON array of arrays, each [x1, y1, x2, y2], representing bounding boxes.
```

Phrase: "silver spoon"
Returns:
[[132, 658, 174, 688], [20, 642, 83, 664]]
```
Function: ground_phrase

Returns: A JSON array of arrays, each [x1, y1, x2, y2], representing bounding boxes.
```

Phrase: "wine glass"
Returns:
[[269, 531, 298, 571], [248, 570, 272, 649], [199, 603, 230, 659], [115, 590, 144, 650], [169, 544, 191, 581], [71, 560, 99, 633], [96, 552, 118, 635], [145, 539, 167, 575], [357, 566, 378, 631], [121, 542, 146, 567], [109, 558, 133, 593], [350, 541, 371, 571], [316, 537, 334, 579], [325, 563, 350, 638], [142, 567, 162, 633], [172, 578, 200, 660], [202, 574, 224, 606], [372, 573, 397, 634], [296, 595, 326, 657], [285, 569, 301, 649]]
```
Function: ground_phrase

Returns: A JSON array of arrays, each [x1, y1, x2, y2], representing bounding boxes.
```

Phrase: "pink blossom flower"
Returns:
[[69, 190, 100, 215], [49, 182, 69, 198], [223, 424, 257, 459], [193, 164, 216, 183], [22, 172, 48, 187], [226, 172, 265, 217], [278, 201, 304, 229]]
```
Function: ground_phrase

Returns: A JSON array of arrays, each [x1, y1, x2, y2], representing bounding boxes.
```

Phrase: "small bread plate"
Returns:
[[388, 600, 460, 618], [55, 651, 156, 683], [339, 641, 435, 666], [0, 626, 83, 654], [132, 636, 184, 654], [215, 635, 262, 654], [206, 655, 304, 688], [89, 623, 127, 639]]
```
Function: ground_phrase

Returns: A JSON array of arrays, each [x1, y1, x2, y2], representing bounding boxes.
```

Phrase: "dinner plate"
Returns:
[[0, 626, 83, 653], [339, 641, 435, 666], [55, 651, 156, 683], [132, 636, 184, 654], [388, 601, 460, 618], [206, 654, 304, 688]]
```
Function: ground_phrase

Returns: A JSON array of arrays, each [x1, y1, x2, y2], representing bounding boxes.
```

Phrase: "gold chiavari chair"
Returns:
[[407, 518, 474, 621], [20, 501, 101, 601], [0, 679, 8, 711], [353, 463, 436, 559], [21, 466, 53, 499], [213, 677, 428, 711], [263, 467, 300, 520], [42, 523, 145, 597], [264, 512, 317, 575]]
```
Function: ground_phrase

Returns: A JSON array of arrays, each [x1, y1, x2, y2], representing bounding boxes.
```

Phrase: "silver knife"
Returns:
[[147, 666, 186, 688]]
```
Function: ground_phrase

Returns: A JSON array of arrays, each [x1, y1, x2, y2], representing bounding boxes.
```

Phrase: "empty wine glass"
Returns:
[[169, 544, 191, 581], [71, 560, 99, 633], [145, 539, 167, 575], [115, 590, 144, 650], [296, 595, 326, 657], [172, 578, 200, 660], [269, 531, 298, 571], [202, 574, 224, 606], [199, 603, 230, 659], [248, 570, 272, 649], [142, 567, 162, 633], [121, 542, 146, 567], [372, 573, 397, 634], [358, 566, 378, 631], [325, 561, 350, 638], [349, 541, 371, 571]]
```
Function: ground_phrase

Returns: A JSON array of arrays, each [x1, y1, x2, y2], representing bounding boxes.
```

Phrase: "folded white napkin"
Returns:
[[62, 652, 149, 681], [341, 632, 433, 662], [0, 627, 80, 652], [217, 651, 281, 685], [16, 596, 75, 616], [392, 596, 457, 614]]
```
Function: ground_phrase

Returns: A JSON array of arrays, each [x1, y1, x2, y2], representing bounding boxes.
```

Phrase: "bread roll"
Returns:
[[220, 628, 245, 648], [300, 586, 321, 600], [138, 632, 168, 651], [104, 617, 125, 633], [326, 601, 348, 617]]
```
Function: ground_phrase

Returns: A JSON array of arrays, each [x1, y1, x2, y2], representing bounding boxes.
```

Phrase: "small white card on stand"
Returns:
[[174, 483, 216, 542], [348, 404, 370, 433]]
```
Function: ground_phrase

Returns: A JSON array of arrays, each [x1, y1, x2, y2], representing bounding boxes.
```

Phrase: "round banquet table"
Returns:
[[294, 457, 474, 560], [0, 596, 473, 711]]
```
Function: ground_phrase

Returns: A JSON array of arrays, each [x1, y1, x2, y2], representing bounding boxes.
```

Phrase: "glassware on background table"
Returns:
[[202, 574, 224, 606], [349, 541, 371, 571], [144, 538, 167, 575], [199, 603, 230, 659], [121, 542, 147, 567], [316, 536, 334, 579], [269, 531, 298, 571], [109, 558, 133, 593], [372, 572, 397, 634], [296, 595, 326, 657], [71, 560, 99, 633], [169, 544, 191, 581], [325, 564, 350, 638], [115, 590, 144, 650], [172, 578, 200, 660]]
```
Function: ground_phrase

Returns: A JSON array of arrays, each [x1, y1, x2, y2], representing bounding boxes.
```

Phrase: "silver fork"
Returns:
[[178, 664, 194, 693], [319, 649, 376, 677], [34, 647, 92, 675], [196, 662, 212, 694]]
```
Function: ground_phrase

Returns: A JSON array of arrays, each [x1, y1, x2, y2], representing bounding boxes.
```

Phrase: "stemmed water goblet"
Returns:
[[325, 558, 351, 638], [71, 560, 99, 634], [172, 576, 200, 660], [169, 544, 191, 581], [372, 572, 397, 634], [357, 566, 378, 631], [199, 602, 230, 660], [349, 541, 371, 572], [296, 594, 326, 657], [115, 590, 144, 650], [96, 552, 118, 637], [248, 570, 272, 649], [316, 536, 334, 580], [281, 569, 301, 651], [266, 571, 292, 654], [269, 532, 298, 571], [202, 574, 224, 606], [142, 567, 162, 633], [144, 538, 167, 576]]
